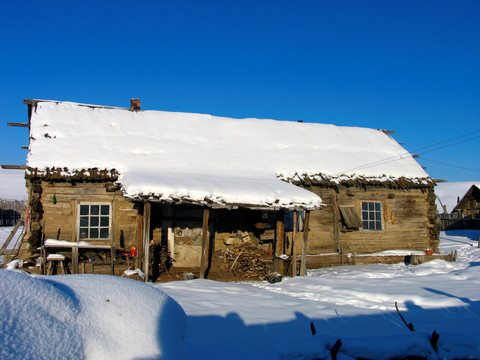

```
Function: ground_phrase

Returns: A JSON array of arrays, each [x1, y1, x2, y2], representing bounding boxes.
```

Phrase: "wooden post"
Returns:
[[333, 194, 340, 253], [142, 201, 151, 282], [291, 210, 298, 277], [300, 210, 310, 276], [274, 210, 285, 274], [200, 208, 210, 279], [135, 211, 143, 270]]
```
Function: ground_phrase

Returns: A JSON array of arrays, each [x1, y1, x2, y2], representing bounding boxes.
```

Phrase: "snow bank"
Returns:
[[0, 271, 187, 360]]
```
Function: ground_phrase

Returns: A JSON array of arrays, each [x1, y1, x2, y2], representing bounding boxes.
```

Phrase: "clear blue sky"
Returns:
[[1, 0, 479, 182]]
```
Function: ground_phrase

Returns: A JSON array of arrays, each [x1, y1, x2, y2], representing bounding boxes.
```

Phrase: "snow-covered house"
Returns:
[[452, 184, 480, 218], [21, 99, 439, 280]]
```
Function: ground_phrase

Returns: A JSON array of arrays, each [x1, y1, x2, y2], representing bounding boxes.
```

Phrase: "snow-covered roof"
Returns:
[[435, 182, 480, 213], [25, 100, 430, 209]]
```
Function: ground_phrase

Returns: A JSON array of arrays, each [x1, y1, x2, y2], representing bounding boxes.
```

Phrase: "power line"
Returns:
[[333, 129, 480, 176], [420, 157, 480, 173], [417, 135, 480, 156], [411, 129, 480, 153]]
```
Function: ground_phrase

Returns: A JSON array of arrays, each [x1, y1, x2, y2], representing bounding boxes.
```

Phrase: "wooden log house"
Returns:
[[16, 99, 441, 280]]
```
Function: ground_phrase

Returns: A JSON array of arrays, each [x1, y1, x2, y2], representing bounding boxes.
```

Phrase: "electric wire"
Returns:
[[333, 129, 480, 176]]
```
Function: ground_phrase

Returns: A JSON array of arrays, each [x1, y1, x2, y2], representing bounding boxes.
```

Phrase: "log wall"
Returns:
[[305, 185, 439, 254], [26, 180, 140, 250]]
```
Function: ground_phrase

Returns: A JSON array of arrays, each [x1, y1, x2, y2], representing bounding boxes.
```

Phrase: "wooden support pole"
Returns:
[[274, 211, 285, 274], [135, 211, 144, 270], [142, 201, 151, 282], [300, 210, 310, 276], [200, 208, 210, 279], [291, 210, 298, 277], [333, 194, 340, 253]]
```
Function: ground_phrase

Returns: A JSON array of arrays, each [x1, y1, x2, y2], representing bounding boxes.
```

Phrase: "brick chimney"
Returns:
[[130, 98, 141, 110]]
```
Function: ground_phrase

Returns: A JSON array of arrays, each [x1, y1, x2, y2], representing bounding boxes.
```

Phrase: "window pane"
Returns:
[[90, 216, 99, 226], [375, 203, 381, 211], [363, 221, 368, 229], [101, 205, 110, 215], [90, 228, 99, 238], [369, 202, 375, 211], [362, 202, 368, 211], [362, 212, 368, 220], [375, 212, 381, 220], [100, 228, 109, 238], [91, 205, 99, 215], [369, 212, 375, 220], [79, 228, 88, 238], [100, 217, 109, 227], [80, 217, 88, 226], [80, 205, 89, 215], [376, 221, 382, 230]]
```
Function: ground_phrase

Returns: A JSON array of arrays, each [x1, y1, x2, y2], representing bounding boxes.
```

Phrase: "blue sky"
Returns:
[[1, 0, 478, 182]]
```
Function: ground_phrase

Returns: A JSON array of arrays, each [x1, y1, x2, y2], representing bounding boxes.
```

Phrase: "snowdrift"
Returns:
[[0, 271, 187, 360]]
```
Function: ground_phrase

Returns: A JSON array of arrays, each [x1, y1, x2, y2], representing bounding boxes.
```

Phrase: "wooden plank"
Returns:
[[0, 220, 23, 251], [199, 208, 210, 279], [7, 122, 29, 127], [142, 201, 151, 282], [300, 210, 310, 276], [1, 165, 26, 170]]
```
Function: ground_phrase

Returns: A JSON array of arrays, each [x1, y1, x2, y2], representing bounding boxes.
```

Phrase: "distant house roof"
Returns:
[[453, 184, 480, 213], [25, 100, 431, 209]]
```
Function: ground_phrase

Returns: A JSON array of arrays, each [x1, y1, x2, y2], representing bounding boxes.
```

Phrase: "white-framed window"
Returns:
[[78, 203, 111, 240], [361, 201, 382, 231]]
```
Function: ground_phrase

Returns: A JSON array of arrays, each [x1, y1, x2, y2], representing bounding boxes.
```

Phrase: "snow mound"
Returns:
[[0, 271, 187, 360]]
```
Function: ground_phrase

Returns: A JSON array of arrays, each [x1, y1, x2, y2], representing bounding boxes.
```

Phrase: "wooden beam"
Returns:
[[142, 201, 151, 282], [333, 194, 340, 253], [199, 208, 210, 279], [291, 210, 298, 277], [274, 211, 285, 274], [1, 165, 26, 170], [275, 211, 285, 256], [300, 210, 310, 276], [7, 122, 29, 127], [135, 211, 143, 270]]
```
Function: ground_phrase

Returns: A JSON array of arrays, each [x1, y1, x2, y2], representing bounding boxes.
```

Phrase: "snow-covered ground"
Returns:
[[0, 226, 24, 265], [1, 230, 479, 359], [156, 230, 480, 359]]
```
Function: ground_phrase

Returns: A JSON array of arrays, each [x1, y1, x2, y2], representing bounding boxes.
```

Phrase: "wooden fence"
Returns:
[[438, 214, 480, 231]]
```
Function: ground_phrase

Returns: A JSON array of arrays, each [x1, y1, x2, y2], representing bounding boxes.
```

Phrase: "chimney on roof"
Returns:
[[130, 98, 141, 111]]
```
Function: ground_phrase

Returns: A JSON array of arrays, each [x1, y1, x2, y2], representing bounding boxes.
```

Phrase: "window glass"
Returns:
[[80, 205, 89, 215], [361, 201, 382, 231], [100, 217, 109, 227], [78, 204, 111, 240], [100, 228, 109, 238]]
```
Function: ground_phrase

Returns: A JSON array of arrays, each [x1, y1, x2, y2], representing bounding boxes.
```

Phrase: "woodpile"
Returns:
[[221, 234, 274, 280]]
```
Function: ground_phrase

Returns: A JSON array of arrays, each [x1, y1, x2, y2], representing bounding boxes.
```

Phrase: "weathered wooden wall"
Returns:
[[26, 180, 140, 249], [303, 185, 439, 254]]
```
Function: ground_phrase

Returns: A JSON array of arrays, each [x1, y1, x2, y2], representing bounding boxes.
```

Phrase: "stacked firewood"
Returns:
[[223, 241, 274, 280]]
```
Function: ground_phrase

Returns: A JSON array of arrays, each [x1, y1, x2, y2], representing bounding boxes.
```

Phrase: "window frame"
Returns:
[[77, 202, 112, 241], [361, 201, 383, 231]]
